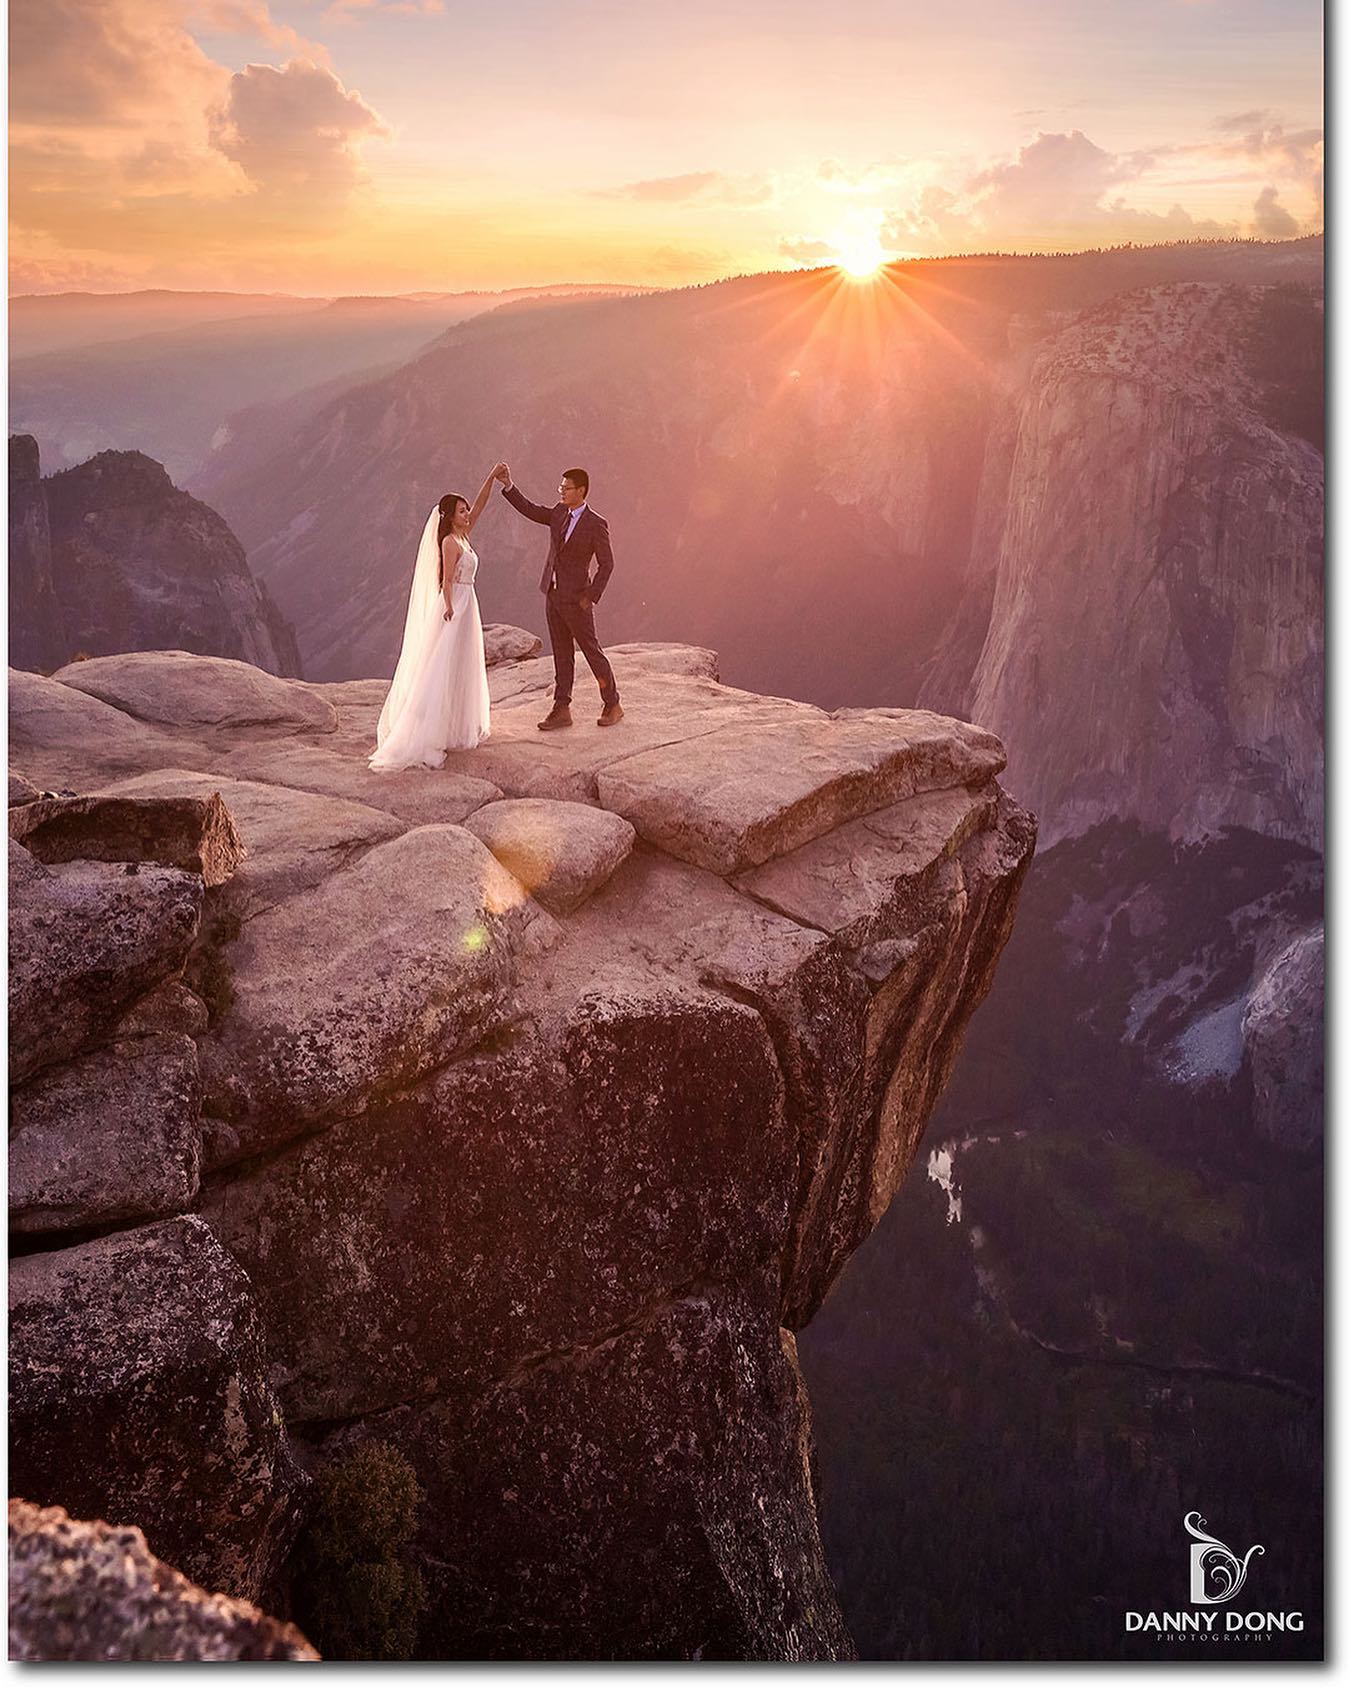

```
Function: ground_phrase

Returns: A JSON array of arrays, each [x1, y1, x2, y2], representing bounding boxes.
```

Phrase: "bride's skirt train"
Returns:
[[369, 580, 491, 771]]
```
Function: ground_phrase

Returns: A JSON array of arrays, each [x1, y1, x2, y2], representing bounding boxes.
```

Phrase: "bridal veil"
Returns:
[[374, 504, 441, 752]]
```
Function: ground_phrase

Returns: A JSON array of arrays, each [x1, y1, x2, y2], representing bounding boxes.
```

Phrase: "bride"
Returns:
[[369, 467, 500, 771]]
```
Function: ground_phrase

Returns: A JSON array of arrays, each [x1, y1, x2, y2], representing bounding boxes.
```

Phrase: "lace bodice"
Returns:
[[442, 536, 478, 587]]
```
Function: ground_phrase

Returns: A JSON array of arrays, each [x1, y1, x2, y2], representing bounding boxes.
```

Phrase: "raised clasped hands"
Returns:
[[493, 462, 511, 486]]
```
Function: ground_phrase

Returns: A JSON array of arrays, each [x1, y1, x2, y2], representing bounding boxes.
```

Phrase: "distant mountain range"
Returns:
[[9, 284, 652, 481]]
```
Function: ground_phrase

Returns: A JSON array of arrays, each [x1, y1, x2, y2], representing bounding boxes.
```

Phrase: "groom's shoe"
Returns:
[[597, 701, 624, 727], [538, 704, 573, 731]]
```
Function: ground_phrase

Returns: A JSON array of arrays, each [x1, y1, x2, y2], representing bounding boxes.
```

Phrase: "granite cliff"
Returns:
[[919, 282, 1323, 851], [8, 642, 1034, 1660], [8, 436, 301, 678]]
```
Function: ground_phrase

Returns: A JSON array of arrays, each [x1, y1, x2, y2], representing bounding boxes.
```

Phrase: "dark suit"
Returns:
[[501, 483, 619, 708]]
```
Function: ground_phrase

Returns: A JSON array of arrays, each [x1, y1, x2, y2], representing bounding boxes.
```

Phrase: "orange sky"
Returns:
[[9, 0, 1324, 296]]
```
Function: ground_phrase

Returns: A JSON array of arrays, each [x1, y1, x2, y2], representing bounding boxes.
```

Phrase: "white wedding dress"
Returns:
[[369, 506, 491, 770]]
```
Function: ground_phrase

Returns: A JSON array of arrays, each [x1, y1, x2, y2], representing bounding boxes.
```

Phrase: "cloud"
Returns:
[[882, 129, 1236, 254], [1208, 111, 1323, 211], [9, 0, 391, 284], [600, 171, 776, 207], [1211, 109, 1269, 133], [189, 0, 329, 58], [207, 58, 390, 204], [816, 158, 898, 194], [320, 0, 446, 15], [10, 0, 230, 132], [1252, 185, 1299, 237], [778, 236, 837, 265], [9, 252, 141, 294]]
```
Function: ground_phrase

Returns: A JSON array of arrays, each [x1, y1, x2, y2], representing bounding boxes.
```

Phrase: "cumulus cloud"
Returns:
[[600, 171, 775, 207], [10, 0, 230, 133], [9, 0, 391, 283], [1209, 109, 1322, 212], [1252, 185, 1299, 237], [882, 129, 1236, 253], [207, 59, 389, 204]]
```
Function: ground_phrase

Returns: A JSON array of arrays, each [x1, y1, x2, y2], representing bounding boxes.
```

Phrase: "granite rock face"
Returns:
[[10, 1034, 203, 1232], [8, 843, 203, 1085], [920, 284, 1324, 851], [7, 645, 1035, 1660], [8, 1500, 319, 1662], [1242, 924, 1324, 1150], [8, 436, 301, 677], [10, 1216, 306, 1605]]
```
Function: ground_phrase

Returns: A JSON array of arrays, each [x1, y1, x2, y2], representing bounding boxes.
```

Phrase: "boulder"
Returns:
[[10, 1035, 202, 1234], [464, 797, 636, 915], [9, 843, 203, 1085], [10, 769, 41, 806], [484, 623, 543, 666], [596, 708, 1007, 876], [10, 791, 244, 886], [9, 667, 201, 787], [605, 642, 720, 680], [1243, 925, 1324, 1150], [9, 1216, 307, 1605], [53, 650, 336, 734], [8, 1501, 320, 1663], [97, 769, 404, 916], [196, 825, 531, 1166]]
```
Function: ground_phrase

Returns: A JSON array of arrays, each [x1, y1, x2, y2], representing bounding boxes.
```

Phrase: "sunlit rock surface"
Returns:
[[8, 645, 1035, 1660], [923, 284, 1323, 850]]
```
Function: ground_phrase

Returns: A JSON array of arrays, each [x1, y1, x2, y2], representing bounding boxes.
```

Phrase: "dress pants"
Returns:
[[546, 587, 619, 706]]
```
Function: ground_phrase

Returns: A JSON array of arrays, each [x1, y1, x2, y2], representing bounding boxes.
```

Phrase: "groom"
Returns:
[[495, 463, 623, 729]]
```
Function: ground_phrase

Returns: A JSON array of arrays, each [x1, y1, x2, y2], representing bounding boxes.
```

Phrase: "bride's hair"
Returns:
[[437, 492, 468, 552]]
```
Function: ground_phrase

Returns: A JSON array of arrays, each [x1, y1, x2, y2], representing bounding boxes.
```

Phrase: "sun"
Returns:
[[834, 228, 886, 278]]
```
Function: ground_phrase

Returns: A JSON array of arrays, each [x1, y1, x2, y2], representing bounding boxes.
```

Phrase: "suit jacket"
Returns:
[[501, 484, 615, 602]]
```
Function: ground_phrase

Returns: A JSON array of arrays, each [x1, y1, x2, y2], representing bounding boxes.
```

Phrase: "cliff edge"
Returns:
[[9, 642, 1035, 1660]]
